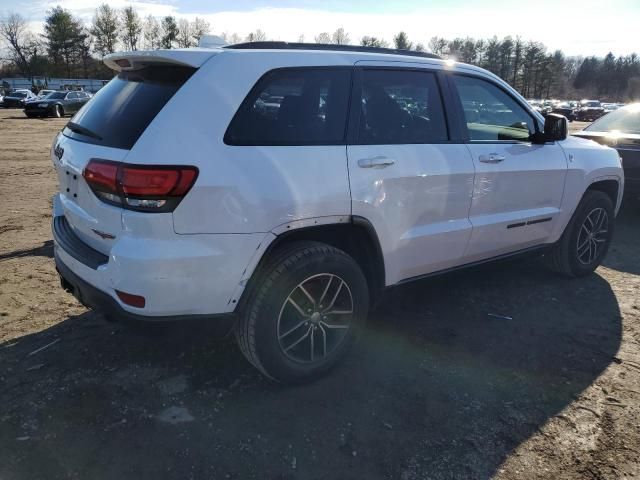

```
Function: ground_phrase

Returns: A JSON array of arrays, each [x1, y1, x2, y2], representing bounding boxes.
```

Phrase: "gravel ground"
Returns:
[[0, 111, 639, 479]]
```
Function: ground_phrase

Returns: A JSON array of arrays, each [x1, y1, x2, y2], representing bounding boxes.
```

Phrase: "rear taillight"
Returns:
[[83, 159, 198, 212]]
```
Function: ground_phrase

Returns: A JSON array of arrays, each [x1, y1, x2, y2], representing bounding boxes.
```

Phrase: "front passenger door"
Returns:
[[449, 74, 568, 263]]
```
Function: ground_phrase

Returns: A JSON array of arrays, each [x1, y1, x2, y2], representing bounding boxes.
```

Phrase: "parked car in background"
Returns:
[[36, 89, 56, 99], [24, 90, 91, 118], [573, 103, 640, 200], [551, 102, 576, 121], [602, 103, 622, 113], [576, 100, 606, 122], [528, 99, 552, 115], [2, 89, 37, 108], [52, 43, 623, 383]]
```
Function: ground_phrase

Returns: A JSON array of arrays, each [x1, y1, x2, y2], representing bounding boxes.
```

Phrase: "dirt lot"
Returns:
[[1, 110, 639, 479]]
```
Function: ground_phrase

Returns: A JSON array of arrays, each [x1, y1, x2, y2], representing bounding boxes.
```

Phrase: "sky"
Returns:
[[7, 0, 640, 57]]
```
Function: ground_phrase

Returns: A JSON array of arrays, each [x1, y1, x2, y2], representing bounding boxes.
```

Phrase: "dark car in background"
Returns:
[[573, 103, 640, 200], [23, 90, 91, 118], [3, 89, 37, 108], [551, 102, 576, 121], [576, 99, 606, 122]]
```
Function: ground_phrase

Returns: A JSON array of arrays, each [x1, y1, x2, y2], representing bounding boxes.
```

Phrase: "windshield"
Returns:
[[582, 101, 600, 107], [47, 92, 67, 99], [12, 92, 27, 98], [585, 105, 640, 134]]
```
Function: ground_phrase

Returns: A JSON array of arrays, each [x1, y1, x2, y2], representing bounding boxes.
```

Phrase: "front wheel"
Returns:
[[548, 190, 615, 277], [235, 241, 369, 383], [54, 105, 63, 118]]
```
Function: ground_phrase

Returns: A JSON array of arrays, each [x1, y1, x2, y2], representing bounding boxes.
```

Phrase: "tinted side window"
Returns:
[[225, 68, 351, 145], [452, 75, 535, 142], [357, 69, 448, 144], [68, 92, 78, 99]]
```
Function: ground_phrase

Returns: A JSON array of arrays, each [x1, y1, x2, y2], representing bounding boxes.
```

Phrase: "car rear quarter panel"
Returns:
[[125, 51, 355, 235]]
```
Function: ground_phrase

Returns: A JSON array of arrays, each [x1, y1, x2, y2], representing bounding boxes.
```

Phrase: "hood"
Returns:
[[572, 130, 640, 147]]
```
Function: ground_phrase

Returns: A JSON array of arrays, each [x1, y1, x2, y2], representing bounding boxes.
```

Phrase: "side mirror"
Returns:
[[531, 113, 568, 143]]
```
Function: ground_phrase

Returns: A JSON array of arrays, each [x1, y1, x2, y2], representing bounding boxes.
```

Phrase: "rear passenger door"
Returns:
[[448, 74, 568, 262], [347, 65, 475, 285]]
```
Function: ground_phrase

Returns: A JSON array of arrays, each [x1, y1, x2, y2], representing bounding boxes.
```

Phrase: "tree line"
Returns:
[[0, 6, 211, 79], [1, 8, 638, 101]]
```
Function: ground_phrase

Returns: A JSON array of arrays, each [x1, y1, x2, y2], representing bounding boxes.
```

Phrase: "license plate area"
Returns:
[[61, 168, 80, 200]]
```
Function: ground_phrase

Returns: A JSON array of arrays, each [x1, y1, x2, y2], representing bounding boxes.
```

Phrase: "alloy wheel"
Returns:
[[277, 273, 354, 363], [576, 207, 609, 265]]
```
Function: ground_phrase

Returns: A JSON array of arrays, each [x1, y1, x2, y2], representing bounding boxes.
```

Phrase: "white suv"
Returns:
[[52, 43, 624, 382]]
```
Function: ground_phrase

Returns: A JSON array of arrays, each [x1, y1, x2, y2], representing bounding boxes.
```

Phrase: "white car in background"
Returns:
[[52, 43, 624, 383]]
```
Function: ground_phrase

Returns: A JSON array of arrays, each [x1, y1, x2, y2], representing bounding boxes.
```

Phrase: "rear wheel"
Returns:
[[235, 241, 369, 383], [548, 190, 615, 277], [25, 112, 35, 118]]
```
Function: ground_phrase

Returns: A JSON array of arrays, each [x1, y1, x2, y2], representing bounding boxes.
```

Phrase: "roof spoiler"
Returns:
[[104, 49, 219, 72]]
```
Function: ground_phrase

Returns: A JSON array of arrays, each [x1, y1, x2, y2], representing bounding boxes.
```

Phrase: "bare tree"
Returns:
[[121, 6, 141, 51], [221, 32, 242, 44], [428, 36, 448, 56], [314, 32, 331, 44], [143, 15, 160, 49], [0, 13, 40, 75], [91, 4, 119, 56], [191, 17, 210, 45], [331, 28, 350, 45], [176, 18, 193, 48], [245, 29, 267, 42]]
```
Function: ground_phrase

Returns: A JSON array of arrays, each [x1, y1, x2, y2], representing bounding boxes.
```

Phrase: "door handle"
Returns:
[[357, 156, 395, 168], [479, 153, 505, 164]]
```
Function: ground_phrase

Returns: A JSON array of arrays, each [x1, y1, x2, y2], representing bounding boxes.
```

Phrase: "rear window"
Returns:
[[63, 66, 195, 150], [224, 68, 351, 146]]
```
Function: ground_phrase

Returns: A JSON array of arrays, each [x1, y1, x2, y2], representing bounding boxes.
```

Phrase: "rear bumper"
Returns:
[[51, 193, 270, 318], [55, 251, 235, 325]]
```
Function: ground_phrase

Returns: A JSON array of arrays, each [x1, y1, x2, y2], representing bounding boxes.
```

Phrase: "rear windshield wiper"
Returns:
[[66, 122, 102, 141]]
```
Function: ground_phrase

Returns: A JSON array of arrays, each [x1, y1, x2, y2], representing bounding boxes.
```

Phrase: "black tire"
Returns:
[[25, 112, 35, 118], [235, 241, 369, 383], [548, 190, 615, 277], [54, 105, 63, 118]]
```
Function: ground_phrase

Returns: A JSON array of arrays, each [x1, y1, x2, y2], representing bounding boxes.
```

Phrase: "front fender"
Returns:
[[548, 136, 624, 242]]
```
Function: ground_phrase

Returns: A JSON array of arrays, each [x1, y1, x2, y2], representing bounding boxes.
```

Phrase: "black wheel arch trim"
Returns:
[[237, 215, 387, 311]]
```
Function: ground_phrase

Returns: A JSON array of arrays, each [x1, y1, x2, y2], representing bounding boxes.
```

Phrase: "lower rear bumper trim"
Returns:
[[55, 251, 237, 325]]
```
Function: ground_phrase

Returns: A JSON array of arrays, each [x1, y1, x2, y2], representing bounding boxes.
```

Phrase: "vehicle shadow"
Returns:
[[0, 259, 622, 479], [602, 201, 640, 275], [3, 116, 54, 121], [0, 240, 53, 262]]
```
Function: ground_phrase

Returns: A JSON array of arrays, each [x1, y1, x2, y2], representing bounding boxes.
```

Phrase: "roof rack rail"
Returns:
[[224, 42, 441, 60]]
